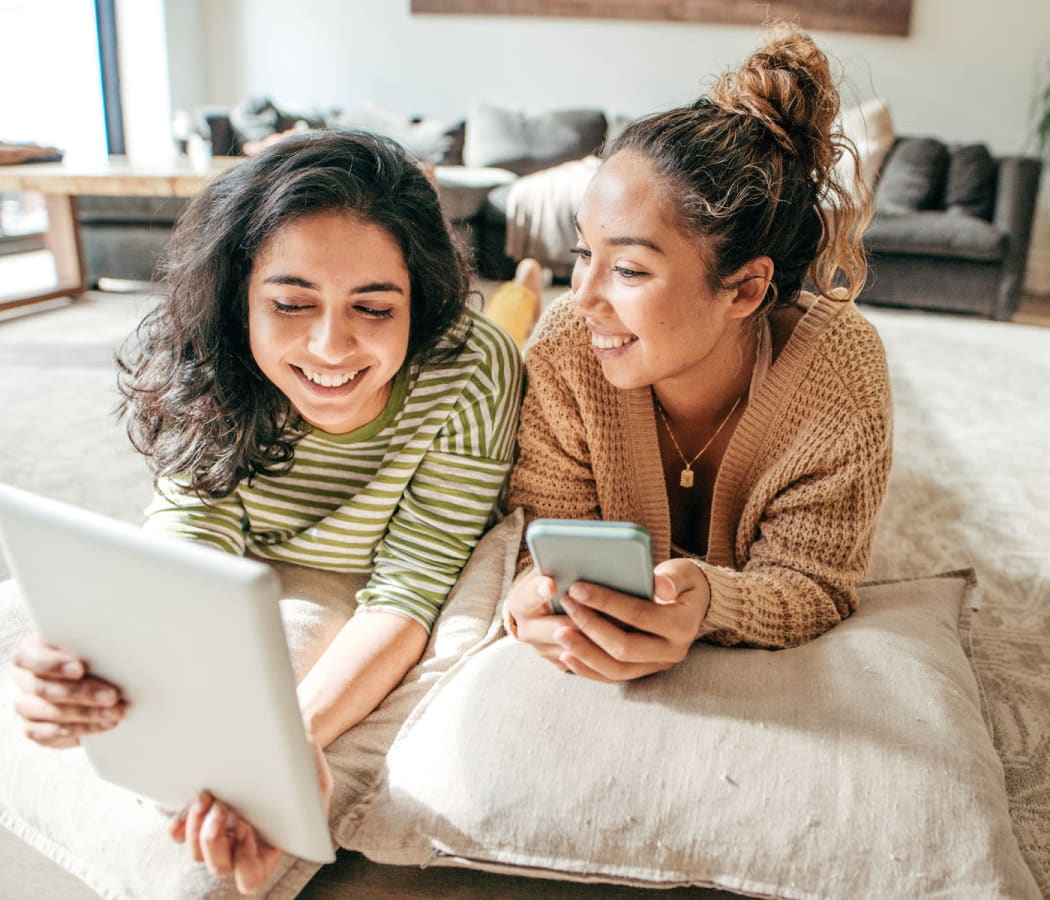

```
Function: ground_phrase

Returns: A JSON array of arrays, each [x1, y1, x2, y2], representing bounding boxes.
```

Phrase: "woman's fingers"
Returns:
[[17, 719, 92, 748], [558, 648, 614, 682], [513, 609, 571, 647], [555, 609, 673, 681], [549, 564, 714, 683], [12, 665, 122, 709], [12, 681, 124, 747], [506, 570, 584, 667], [175, 794, 283, 894], [12, 637, 84, 678], [184, 791, 214, 862], [511, 572, 560, 618], [560, 596, 671, 663], [11, 640, 125, 747], [200, 801, 234, 877], [169, 806, 188, 842], [231, 819, 282, 895]]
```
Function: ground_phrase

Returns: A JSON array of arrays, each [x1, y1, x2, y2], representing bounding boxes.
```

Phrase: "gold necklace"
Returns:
[[655, 394, 744, 489]]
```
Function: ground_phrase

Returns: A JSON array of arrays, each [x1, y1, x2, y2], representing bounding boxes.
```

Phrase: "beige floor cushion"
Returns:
[[0, 510, 522, 900], [345, 572, 1040, 899]]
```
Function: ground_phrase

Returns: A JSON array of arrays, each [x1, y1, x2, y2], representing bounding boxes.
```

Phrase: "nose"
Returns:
[[570, 260, 608, 320], [308, 308, 354, 362]]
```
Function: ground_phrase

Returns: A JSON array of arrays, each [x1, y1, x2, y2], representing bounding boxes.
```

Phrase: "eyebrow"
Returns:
[[573, 214, 665, 254], [262, 274, 405, 295]]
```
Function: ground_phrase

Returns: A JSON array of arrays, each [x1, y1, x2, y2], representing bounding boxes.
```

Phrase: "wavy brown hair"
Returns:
[[608, 23, 871, 314], [118, 130, 472, 499]]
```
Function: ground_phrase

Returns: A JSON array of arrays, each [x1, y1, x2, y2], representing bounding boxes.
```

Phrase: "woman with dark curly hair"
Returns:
[[503, 25, 892, 681], [11, 130, 523, 891]]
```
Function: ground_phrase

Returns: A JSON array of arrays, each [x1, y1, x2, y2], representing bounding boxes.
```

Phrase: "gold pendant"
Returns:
[[679, 468, 695, 489]]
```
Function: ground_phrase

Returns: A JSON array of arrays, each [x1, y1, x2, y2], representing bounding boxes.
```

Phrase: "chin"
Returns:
[[600, 363, 649, 392]]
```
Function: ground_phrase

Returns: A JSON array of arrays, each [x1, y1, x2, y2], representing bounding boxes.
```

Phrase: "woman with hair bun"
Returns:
[[503, 24, 893, 681]]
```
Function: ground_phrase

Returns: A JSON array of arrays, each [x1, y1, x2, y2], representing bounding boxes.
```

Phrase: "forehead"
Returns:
[[254, 211, 405, 268], [577, 150, 680, 235]]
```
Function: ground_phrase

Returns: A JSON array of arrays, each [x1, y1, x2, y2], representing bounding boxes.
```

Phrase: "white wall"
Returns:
[[171, 0, 1050, 292], [164, 0, 209, 115], [116, 0, 177, 163]]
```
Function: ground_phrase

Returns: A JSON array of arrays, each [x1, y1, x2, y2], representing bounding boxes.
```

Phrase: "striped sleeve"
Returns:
[[142, 477, 248, 555], [355, 314, 524, 630]]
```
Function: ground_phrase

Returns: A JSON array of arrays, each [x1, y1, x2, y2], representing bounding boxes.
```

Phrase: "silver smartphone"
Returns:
[[525, 518, 654, 614]]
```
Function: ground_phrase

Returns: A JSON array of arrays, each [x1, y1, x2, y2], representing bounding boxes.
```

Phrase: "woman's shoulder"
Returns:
[[784, 292, 891, 411], [527, 291, 591, 359], [791, 291, 885, 351], [423, 308, 524, 383]]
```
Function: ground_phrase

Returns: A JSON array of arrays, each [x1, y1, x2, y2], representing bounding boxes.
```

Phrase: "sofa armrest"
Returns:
[[991, 156, 1042, 318]]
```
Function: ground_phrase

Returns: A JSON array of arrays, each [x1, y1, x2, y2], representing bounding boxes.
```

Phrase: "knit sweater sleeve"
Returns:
[[697, 403, 892, 649], [506, 340, 601, 574]]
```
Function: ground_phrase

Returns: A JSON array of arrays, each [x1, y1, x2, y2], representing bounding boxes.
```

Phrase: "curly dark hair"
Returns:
[[118, 129, 472, 498], [607, 23, 870, 316]]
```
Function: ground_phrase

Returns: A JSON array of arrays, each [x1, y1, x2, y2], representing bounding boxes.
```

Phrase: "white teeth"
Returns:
[[592, 334, 636, 350], [303, 369, 359, 387]]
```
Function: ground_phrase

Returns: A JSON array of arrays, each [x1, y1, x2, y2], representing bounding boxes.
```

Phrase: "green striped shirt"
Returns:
[[144, 310, 523, 631]]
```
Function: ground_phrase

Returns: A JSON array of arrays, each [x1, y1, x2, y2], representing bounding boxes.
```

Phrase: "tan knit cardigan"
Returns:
[[507, 292, 893, 649]]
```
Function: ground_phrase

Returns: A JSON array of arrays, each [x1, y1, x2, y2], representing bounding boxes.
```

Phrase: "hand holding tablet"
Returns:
[[0, 484, 335, 868]]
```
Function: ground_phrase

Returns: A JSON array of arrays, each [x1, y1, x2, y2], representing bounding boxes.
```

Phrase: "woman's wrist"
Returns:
[[688, 559, 713, 640]]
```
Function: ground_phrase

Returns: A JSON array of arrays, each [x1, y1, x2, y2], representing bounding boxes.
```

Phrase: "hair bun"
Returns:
[[710, 23, 839, 175]]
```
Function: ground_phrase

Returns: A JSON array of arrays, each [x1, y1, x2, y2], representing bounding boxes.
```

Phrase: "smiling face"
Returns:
[[247, 210, 412, 435], [571, 150, 747, 398]]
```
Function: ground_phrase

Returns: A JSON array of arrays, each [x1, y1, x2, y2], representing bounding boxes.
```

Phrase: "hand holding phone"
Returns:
[[525, 519, 653, 614]]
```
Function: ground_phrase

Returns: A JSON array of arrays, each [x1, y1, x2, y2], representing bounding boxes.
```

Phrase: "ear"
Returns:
[[723, 257, 774, 320]]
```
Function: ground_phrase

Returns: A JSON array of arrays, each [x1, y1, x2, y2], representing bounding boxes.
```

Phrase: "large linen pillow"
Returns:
[[344, 572, 1040, 899], [0, 510, 523, 899]]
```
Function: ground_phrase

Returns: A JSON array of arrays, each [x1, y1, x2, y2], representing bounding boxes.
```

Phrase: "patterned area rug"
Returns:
[[863, 307, 1050, 894]]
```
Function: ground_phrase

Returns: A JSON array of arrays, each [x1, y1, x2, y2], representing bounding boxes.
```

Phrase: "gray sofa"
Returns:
[[858, 136, 1042, 320]]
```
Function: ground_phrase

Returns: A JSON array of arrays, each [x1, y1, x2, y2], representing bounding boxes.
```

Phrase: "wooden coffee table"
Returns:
[[0, 155, 241, 313]]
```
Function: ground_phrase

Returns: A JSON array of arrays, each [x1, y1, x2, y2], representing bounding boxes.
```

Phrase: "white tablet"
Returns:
[[0, 483, 335, 864]]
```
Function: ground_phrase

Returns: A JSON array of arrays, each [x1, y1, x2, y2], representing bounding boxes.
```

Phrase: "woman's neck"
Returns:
[[653, 321, 759, 427]]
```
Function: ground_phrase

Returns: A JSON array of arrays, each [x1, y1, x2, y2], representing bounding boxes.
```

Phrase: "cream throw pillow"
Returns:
[[345, 572, 1040, 899], [836, 97, 895, 197], [0, 510, 523, 899]]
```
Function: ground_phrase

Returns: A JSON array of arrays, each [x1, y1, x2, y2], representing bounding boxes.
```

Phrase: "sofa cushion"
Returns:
[[463, 103, 607, 176], [345, 572, 1040, 898], [865, 210, 1006, 261], [875, 137, 950, 213], [944, 143, 998, 220], [836, 97, 895, 196], [327, 104, 458, 163]]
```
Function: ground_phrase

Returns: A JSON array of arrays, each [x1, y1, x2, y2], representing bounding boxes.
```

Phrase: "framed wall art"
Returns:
[[410, 1, 913, 37]]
